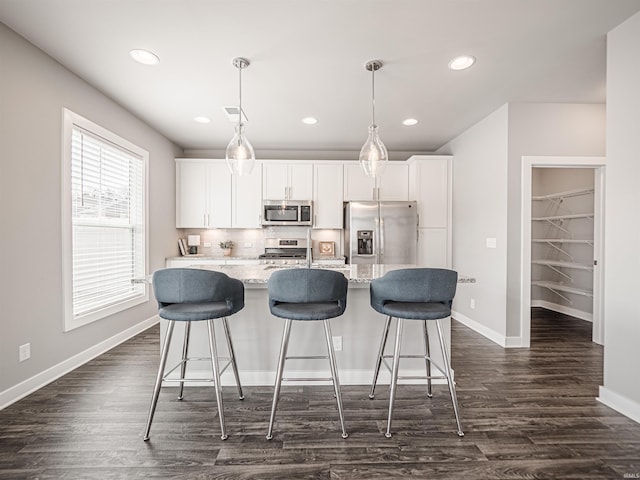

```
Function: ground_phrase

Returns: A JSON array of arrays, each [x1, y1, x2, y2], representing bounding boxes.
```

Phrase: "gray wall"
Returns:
[[505, 103, 605, 338], [437, 105, 510, 338], [437, 103, 605, 345], [602, 11, 640, 416], [0, 22, 181, 394]]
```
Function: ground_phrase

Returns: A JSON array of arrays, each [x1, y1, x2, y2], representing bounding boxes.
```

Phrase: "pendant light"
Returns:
[[359, 60, 388, 178], [225, 57, 255, 176]]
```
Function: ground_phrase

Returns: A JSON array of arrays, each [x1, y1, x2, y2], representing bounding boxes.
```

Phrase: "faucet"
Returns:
[[306, 227, 312, 268]]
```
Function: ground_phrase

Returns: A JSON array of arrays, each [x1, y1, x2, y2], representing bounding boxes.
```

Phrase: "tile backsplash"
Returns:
[[180, 227, 342, 258]]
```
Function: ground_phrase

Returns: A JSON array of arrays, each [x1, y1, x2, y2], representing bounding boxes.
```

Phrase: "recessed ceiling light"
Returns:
[[402, 118, 419, 126], [193, 116, 211, 124], [129, 49, 160, 66], [302, 117, 318, 125], [448, 55, 475, 71]]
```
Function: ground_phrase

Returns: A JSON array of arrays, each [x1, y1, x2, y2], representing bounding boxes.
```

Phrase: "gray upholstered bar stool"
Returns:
[[143, 268, 245, 441], [368, 268, 464, 438], [266, 268, 349, 440]]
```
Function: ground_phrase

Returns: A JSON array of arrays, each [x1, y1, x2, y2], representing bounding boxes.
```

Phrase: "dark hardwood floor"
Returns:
[[1, 308, 639, 479]]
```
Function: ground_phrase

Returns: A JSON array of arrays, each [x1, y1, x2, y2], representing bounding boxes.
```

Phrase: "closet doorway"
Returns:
[[521, 156, 605, 347]]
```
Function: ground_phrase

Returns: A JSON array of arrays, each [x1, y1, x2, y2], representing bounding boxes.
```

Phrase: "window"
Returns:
[[62, 109, 148, 331]]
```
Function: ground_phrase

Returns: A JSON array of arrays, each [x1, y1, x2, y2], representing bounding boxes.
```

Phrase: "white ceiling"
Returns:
[[1, 0, 639, 156]]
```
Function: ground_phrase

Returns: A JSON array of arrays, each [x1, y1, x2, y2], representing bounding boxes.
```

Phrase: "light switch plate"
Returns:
[[486, 237, 497, 249]]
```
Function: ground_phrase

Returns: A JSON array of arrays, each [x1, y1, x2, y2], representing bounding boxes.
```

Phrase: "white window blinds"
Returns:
[[70, 126, 146, 320]]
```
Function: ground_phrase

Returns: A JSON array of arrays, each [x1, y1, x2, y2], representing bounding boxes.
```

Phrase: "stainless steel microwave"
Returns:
[[262, 200, 313, 226]]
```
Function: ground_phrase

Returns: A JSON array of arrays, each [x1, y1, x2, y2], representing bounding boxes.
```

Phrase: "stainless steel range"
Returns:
[[259, 238, 310, 265]]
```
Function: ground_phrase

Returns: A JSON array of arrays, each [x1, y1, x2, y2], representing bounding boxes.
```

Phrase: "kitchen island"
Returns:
[[158, 263, 474, 386]]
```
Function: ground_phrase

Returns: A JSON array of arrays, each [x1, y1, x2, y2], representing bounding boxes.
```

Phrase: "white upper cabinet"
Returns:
[[314, 163, 344, 228], [176, 159, 231, 228], [344, 162, 408, 201], [233, 163, 262, 228], [263, 162, 313, 200], [378, 163, 409, 201], [176, 159, 261, 229], [409, 155, 450, 228], [343, 163, 375, 201]]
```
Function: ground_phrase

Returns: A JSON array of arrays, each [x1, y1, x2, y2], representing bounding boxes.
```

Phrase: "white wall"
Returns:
[[599, 11, 640, 422], [437, 105, 510, 343], [0, 22, 181, 403]]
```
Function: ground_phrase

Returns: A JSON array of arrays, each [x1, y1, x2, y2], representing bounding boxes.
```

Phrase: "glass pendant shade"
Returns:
[[360, 60, 388, 179], [226, 57, 255, 176], [226, 124, 255, 176], [359, 124, 388, 178]]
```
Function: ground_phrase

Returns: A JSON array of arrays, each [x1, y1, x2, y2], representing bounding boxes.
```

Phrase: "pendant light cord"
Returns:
[[238, 65, 243, 128], [371, 66, 376, 127]]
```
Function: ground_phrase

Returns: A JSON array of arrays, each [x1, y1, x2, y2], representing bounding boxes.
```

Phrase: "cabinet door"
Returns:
[[262, 163, 289, 200], [378, 163, 409, 200], [289, 164, 313, 200], [176, 161, 208, 228], [207, 162, 232, 228], [417, 228, 449, 268], [343, 163, 375, 201], [413, 158, 449, 228], [233, 164, 262, 228], [314, 163, 344, 228]]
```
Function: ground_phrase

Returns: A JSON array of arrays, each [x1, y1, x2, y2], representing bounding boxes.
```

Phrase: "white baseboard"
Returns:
[[532, 300, 593, 322], [164, 368, 451, 387], [0, 315, 160, 411], [597, 386, 640, 424], [452, 311, 525, 348]]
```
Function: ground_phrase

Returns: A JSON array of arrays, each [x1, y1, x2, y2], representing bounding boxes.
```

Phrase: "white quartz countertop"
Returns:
[[185, 263, 476, 286]]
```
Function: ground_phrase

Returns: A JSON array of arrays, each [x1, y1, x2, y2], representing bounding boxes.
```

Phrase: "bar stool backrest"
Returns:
[[370, 268, 457, 311], [268, 268, 348, 311], [152, 268, 244, 315]]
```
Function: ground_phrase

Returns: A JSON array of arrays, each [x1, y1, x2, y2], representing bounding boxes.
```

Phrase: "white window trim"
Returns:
[[62, 108, 149, 331]]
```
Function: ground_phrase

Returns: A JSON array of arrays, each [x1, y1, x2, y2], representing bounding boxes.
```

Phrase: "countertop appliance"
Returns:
[[344, 201, 417, 264], [259, 238, 310, 265], [262, 200, 312, 226]]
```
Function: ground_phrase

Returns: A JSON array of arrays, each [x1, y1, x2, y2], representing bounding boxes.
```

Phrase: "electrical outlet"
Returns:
[[243, 242, 253, 248], [19, 343, 30, 362], [470, 299, 476, 309], [332, 336, 343, 351], [203, 242, 212, 248]]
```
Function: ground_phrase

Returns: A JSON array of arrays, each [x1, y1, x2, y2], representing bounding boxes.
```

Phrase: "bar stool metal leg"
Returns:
[[369, 315, 392, 400], [178, 322, 191, 400], [143, 320, 176, 441], [266, 319, 293, 440], [323, 320, 348, 439], [435, 320, 464, 437], [385, 317, 404, 438], [423, 320, 433, 398], [222, 317, 244, 400], [207, 320, 228, 440]]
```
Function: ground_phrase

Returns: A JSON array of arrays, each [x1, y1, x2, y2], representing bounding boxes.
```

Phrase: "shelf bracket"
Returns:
[[541, 286, 573, 305], [542, 264, 574, 282], [544, 241, 573, 260]]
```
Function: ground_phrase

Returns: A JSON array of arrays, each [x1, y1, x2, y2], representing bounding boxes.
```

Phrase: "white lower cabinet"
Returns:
[[166, 258, 260, 268], [409, 155, 452, 268], [417, 228, 449, 268]]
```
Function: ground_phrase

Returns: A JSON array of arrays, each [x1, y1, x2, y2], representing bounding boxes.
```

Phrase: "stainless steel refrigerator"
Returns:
[[344, 201, 418, 264]]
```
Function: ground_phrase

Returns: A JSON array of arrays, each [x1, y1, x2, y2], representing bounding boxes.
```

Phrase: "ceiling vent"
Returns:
[[222, 106, 249, 123]]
